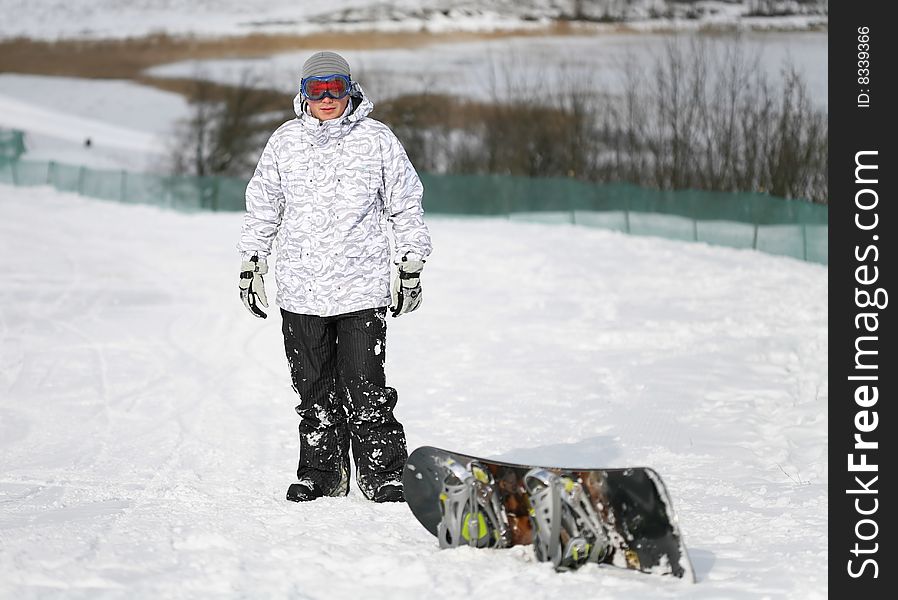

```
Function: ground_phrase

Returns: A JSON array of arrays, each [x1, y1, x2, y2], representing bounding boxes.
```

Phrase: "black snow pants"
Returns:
[[281, 307, 408, 499]]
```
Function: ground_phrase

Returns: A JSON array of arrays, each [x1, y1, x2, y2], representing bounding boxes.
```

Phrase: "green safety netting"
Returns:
[[0, 130, 26, 160], [0, 155, 827, 264], [418, 173, 827, 225]]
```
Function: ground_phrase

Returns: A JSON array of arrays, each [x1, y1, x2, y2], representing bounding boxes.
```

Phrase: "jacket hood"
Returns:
[[292, 83, 374, 146], [293, 82, 374, 126]]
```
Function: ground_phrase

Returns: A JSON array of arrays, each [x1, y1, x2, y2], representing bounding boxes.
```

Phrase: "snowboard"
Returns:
[[403, 446, 694, 581]]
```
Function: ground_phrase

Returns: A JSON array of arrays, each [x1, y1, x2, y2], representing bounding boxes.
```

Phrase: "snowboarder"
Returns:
[[237, 51, 432, 503]]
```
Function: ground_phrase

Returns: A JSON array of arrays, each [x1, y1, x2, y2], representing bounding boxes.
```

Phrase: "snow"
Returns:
[[1, 1, 829, 593], [0, 184, 827, 598], [0, 0, 826, 41], [0, 75, 189, 171], [0, 0, 374, 41]]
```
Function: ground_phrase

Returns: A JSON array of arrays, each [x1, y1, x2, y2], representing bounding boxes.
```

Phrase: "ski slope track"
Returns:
[[0, 184, 827, 598]]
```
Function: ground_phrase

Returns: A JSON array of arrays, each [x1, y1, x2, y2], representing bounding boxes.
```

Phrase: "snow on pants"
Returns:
[[281, 307, 408, 499]]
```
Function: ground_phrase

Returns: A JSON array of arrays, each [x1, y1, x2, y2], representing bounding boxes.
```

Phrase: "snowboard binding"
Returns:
[[405, 447, 695, 581], [437, 459, 510, 549], [524, 468, 611, 572]]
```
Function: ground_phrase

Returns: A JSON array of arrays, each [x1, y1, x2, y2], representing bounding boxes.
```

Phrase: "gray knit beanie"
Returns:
[[302, 51, 351, 79]]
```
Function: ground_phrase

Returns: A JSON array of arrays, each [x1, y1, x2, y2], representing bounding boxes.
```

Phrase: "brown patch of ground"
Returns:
[[0, 26, 579, 84], [137, 75, 293, 112]]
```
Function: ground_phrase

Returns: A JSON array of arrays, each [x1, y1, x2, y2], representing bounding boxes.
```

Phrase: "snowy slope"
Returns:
[[0, 0, 827, 40], [0, 75, 190, 171], [0, 184, 827, 598]]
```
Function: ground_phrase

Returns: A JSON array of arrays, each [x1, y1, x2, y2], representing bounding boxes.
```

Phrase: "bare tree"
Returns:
[[362, 38, 828, 204], [169, 69, 288, 177], [603, 37, 827, 202]]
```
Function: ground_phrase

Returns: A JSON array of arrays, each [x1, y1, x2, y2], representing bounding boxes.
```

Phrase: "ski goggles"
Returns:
[[300, 74, 352, 101]]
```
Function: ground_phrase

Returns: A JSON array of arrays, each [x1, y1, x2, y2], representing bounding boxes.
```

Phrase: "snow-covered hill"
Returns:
[[0, 75, 187, 171], [0, 0, 827, 40], [310, 0, 828, 29], [0, 184, 827, 598]]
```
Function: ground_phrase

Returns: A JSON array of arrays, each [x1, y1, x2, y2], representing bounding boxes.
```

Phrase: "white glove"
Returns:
[[390, 254, 424, 317], [239, 254, 269, 318]]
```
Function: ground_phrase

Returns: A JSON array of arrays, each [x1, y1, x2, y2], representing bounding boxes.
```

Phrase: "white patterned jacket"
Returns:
[[238, 86, 432, 316]]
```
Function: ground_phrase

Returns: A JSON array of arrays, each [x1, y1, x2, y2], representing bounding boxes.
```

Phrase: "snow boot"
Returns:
[[371, 481, 405, 503], [286, 466, 349, 502]]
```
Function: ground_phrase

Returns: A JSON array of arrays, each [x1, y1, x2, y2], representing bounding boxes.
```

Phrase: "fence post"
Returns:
[[47, 161, 56, 186], [802, 225, 808, 262], [165, 176, 174, 209], [211, 179, 220, 212], [11, 160, 18, 186], [120, 170, 127, 203], [77, 166, 86, 195], [752, 224, 759, 250]]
